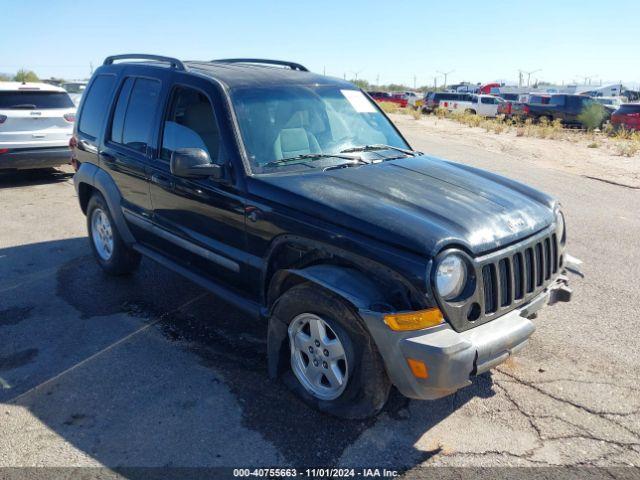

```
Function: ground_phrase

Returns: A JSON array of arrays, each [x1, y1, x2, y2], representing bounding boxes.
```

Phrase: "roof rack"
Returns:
[[212, 58, 308, 72], [103, 54, 186, 71]]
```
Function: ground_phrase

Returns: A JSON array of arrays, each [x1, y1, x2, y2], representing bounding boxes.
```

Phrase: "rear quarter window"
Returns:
[[78, 74, 117, 139], [0, 91, 74, 109]]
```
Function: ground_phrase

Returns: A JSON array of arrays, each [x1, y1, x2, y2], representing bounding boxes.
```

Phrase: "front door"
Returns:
[[147, 78, 249, 293]]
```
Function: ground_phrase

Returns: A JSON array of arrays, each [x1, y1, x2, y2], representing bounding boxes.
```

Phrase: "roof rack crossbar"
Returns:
[[212, 58, 308, 72], [103, 54, 186, 71]]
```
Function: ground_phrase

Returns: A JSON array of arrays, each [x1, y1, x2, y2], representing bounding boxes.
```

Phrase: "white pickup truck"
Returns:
[[439, 94, 504, 117]]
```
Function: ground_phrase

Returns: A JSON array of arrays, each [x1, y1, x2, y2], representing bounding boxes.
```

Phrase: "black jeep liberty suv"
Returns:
[[72, 54, 574, 419]]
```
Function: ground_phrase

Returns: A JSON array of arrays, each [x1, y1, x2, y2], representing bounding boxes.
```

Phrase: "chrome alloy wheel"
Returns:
[[91, 207, 114, 261], [288, 313, 349, 400]]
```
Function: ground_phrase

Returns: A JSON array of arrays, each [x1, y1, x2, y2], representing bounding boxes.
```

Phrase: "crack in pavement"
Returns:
[[496, 369, 640, 438], [486, 370, 640, 466]]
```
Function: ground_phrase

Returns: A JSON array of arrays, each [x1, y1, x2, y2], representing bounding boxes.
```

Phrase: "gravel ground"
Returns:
[[0, 113, 639, 476]]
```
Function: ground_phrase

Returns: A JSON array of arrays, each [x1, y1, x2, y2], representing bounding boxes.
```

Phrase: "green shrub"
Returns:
[[577, 103, 608, 131], [378, 101, 399, 114]]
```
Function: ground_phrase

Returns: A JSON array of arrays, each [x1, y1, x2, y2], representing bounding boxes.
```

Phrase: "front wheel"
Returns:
[[275, 283, 391, 419]]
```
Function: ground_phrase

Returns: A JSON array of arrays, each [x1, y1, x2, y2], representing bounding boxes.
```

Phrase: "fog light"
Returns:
[[383, 308, 444, 331], [407, 358, 429, 379]]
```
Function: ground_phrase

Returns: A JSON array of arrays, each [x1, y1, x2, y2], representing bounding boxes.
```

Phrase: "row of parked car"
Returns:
[[415, 90, 638, 130]]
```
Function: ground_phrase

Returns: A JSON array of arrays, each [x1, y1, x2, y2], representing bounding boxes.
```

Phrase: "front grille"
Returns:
[[481, 232, 559, 316]]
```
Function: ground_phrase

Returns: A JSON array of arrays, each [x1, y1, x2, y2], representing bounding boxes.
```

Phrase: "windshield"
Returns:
[[231, 85, 409, 173]]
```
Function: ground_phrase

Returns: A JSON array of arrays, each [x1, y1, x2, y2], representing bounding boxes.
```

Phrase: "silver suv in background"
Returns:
[[62, 81, 88, 106], [0, 82, 75, 171]]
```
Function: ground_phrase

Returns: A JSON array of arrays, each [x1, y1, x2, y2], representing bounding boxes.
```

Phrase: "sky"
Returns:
[[2, 0, 638, 88]]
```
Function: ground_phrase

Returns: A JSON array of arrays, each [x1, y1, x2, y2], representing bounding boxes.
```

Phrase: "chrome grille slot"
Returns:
[[513, 252, 524, 300], [482, 264, 497, 314], [535, 243, 543, 286], [544, 238, 552, 280], [551, 233, 558, 273], [498, 258, 510, 307], [525, 248, 534, 293]]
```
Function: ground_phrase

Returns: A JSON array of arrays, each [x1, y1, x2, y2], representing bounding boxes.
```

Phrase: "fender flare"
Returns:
[[73, 163, 136, 245], [266, 264, 387, 379]]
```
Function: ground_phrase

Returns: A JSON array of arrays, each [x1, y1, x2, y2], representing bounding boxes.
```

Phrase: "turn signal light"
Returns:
[[407, 358, 429, 379], [383, 308, 444, 331]]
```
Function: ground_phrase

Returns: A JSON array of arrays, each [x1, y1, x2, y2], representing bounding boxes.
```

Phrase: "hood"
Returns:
[[251, 155, 556, 256]]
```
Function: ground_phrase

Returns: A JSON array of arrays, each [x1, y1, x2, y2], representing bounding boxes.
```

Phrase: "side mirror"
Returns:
[[170, 148, 224, 180]]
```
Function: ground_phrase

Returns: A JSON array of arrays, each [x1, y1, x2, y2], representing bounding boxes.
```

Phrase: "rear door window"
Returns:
[[110, 78, 134, 144], [109, 77, 161, 153], [0, 91, 74, 109], [78, 74, 117, 138]]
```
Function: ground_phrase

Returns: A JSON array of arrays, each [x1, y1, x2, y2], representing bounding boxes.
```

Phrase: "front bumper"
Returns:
[[0, 147, 71, 170], [360, 275, 572, 400]]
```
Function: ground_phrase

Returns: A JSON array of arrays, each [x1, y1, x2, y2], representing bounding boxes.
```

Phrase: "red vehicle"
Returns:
[[479, 83, 501, 95], [367, 91, 408, 108], [611, 104, 640, 131], [390, 93, 408, 108]]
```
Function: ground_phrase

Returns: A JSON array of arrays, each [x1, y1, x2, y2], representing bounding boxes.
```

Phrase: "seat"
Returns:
[[273, 127, 321, 160], [182, 102, 220, 161]]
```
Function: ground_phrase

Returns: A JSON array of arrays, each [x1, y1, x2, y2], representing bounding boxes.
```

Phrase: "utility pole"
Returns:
[[89, 61, 94, 76], [520, 69, 541, 87], [437, 70, 454, 89], [351, 69, 364, 81], [376, 74, 380, 86], [322, 66, 326, 76], [413, 74, 416, 90]]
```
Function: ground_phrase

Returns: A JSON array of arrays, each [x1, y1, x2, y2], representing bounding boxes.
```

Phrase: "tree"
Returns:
[[13, 69, 39, 82], [349, 78, 370, 90], [0, 73, 12, 81]]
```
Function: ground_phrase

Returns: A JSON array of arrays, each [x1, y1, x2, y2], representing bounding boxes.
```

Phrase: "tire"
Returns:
[[274, 283, 391, 419], [465, 109, 476, 115], [86, 192, 141, 276]]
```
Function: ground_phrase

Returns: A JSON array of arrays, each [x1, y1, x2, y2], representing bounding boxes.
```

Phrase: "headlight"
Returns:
[[556, 210, 565, 244], [435, 253, 467, 300]]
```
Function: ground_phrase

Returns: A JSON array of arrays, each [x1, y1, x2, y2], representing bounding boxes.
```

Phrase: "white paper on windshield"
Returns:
[[341, 89, 376, 113]]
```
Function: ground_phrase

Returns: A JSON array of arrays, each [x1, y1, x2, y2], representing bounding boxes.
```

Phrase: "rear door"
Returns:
[[99, 74, 166, 221], [147, 75, 249, 293], [0, 90, 75, 149]]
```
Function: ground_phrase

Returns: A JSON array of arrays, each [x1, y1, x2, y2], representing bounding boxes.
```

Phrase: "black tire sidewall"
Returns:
[[274, 283, 390, 419]]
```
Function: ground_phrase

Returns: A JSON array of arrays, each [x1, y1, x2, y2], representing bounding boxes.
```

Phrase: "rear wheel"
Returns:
[[86, 192, 141, 275], [274, 283, 391, 419]]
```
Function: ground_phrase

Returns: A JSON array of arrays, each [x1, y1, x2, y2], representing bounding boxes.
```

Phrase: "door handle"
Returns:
[[100, 152, 116, 163], [151, 173, 174, 189]]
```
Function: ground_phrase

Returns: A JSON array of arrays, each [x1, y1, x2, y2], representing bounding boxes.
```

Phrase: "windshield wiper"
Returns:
[[323, 158, 371, 171], [263, 153, 364, 169], [340, 144, 422, 156]]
